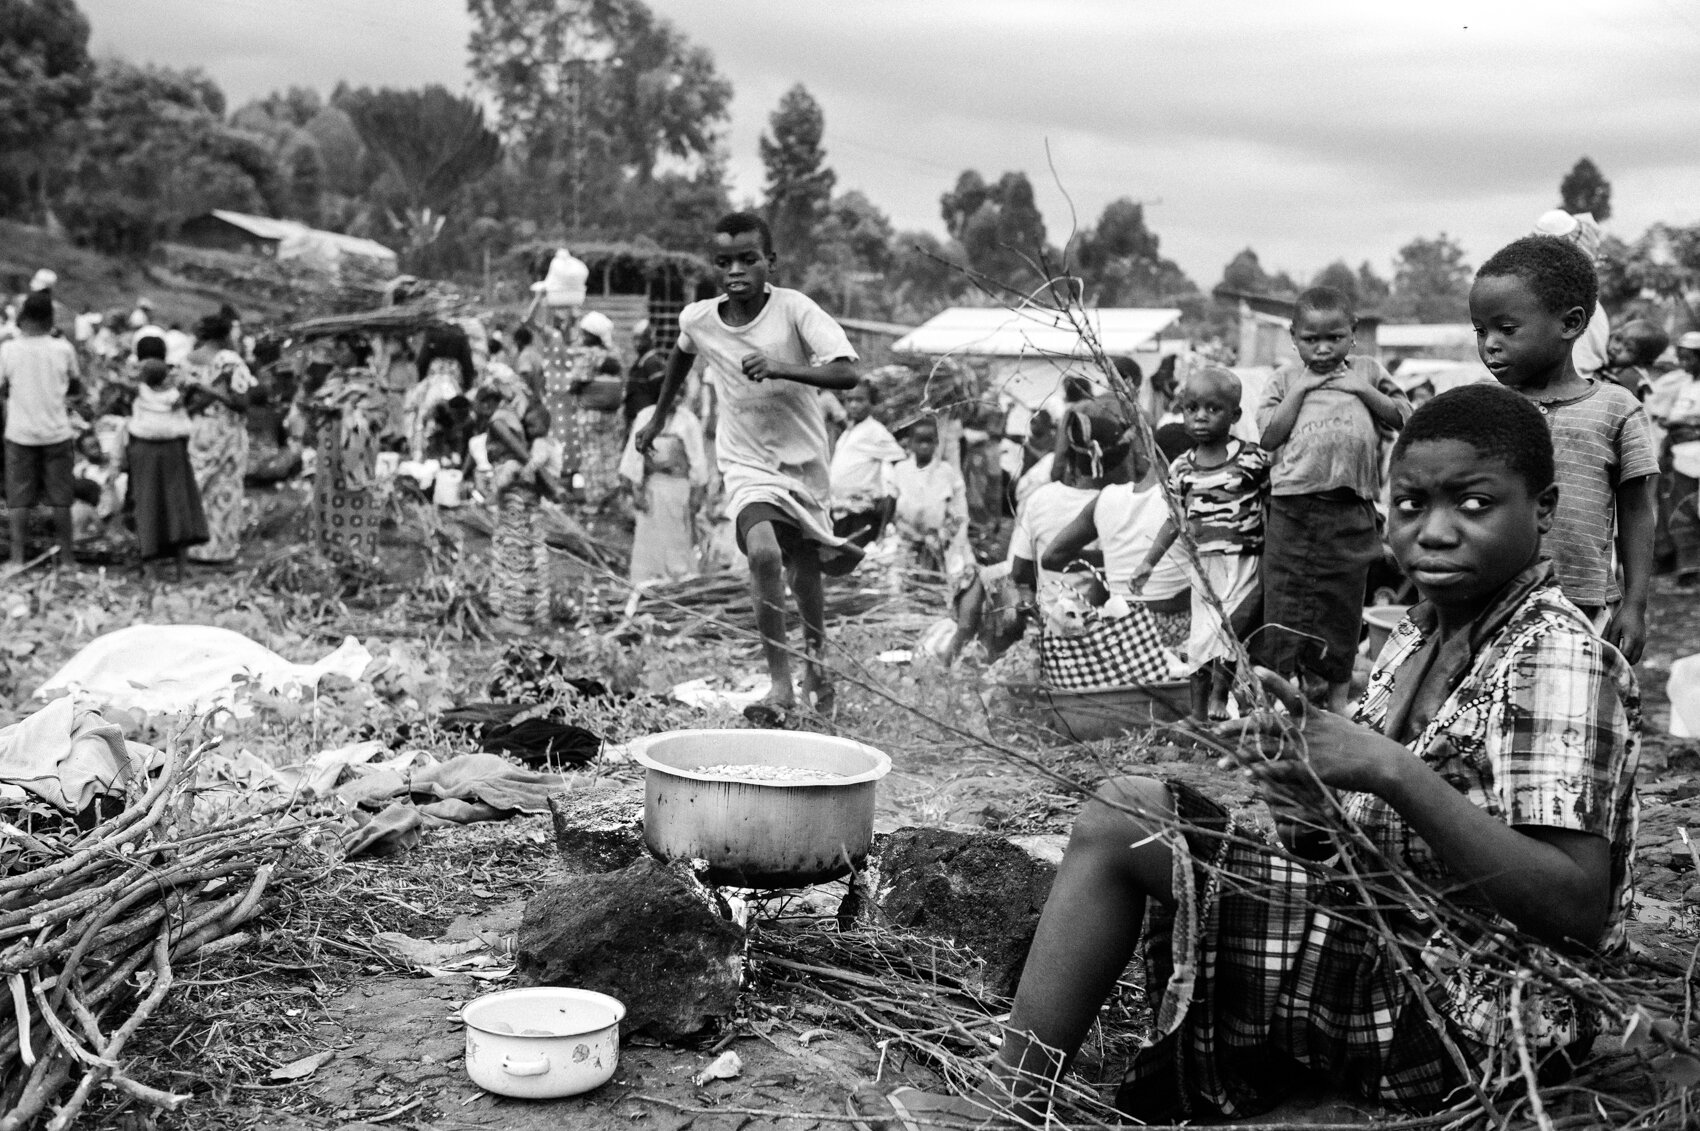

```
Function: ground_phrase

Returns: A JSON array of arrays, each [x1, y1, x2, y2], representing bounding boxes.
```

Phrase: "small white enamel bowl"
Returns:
[[463, 987, 625, 1099]]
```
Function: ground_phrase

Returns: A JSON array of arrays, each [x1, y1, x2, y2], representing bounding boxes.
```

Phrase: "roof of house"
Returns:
[[205, 210, 398, 264], [1377, 323, 1476, 349], [891, 305, 1181, 358]]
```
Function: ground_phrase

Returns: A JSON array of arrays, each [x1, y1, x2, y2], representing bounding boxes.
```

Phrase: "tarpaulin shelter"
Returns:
[[891, 305, 1182, 410]]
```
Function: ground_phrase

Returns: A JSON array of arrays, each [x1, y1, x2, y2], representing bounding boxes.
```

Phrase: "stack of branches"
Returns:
[[866, 356, 991, 430], [0, 740, 324, 1129], [751, 920, 1131, 1128], [628, 572, 946, 642], [282, 300, 464, 343]]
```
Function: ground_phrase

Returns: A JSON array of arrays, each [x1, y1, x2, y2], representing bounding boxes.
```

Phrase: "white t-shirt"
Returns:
[[1007, 481, 1098, 588], [829, 416, 904, 511], [676, 286, 857, 516], [1093, 481, 1188, 600], [0, 334, 79, 446]]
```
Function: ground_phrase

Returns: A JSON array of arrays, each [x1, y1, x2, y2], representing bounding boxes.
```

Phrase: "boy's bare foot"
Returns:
[[800, 669, 835, 715], [743, 685, 795, 728]]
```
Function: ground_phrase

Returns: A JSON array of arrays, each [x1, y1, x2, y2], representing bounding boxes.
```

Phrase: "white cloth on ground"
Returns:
[[35, 625, 372, 715], [0, 696, 151, 812]]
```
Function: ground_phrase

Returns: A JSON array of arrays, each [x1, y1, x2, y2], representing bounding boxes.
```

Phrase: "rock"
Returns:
[[874, 827, 1061, 997], [1684, 883, 1700, 906], [546, 781, 645, 873], [517, 856, 744, 1040]]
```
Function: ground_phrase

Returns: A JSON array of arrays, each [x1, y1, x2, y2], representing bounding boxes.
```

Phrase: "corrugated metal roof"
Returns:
[[207, 209, 397, 264], [210, 209, 300, 242], [892, 305, 1180, 357], [1378, 323, 1475, 349]]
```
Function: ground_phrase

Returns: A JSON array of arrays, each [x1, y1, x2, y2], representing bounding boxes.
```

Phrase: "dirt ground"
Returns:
[[5, 493, 1699, 1130]]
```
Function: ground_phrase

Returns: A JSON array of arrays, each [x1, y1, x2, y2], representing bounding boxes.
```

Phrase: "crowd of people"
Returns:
[[0, 201, 1691, 1122]]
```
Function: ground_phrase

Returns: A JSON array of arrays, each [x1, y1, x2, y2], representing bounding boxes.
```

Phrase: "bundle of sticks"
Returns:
[[451, 504, 629, 575], [0, 741, 320, 1129]]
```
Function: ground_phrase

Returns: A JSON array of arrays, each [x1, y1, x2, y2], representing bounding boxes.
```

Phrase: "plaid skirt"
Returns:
[[1038, 605, 1172, 690], [1115, 782, 1590, 1121]]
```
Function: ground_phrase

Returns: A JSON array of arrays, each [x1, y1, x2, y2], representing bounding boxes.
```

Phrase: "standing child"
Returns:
[[866, 384, 1640, 1127], [1471, 235, 1658, 655], [1649, 331, 1700, 587], [1134, 365, 1270, 721], [1257, 286, 1410, 710], [1, 290, 80, 572], [828, 379, 904, 547], [888, 415, 972, 579], [635, 212, 860, 724], [620, 399, 708, 584], [125, 350, 208, 578]]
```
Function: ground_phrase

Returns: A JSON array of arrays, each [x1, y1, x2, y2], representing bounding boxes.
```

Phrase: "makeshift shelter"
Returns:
[[890, 305, 1182, 411], [176, 210, 398, 273]]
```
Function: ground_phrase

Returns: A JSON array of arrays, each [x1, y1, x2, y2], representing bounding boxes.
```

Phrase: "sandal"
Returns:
[[742, 698, 791, 729]]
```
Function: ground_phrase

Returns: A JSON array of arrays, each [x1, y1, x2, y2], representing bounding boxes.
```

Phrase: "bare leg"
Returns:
[[943, 574, 985, 663], [1208, 660, 1234, 719], [1188, 667, 1211, 722], [7, 510, 26, 568], [173, 547, 187, 583], [50, 507, 73, 567], [744, 522, 794, 710], [789, 553, 830, 710], [888, 777, 1180, 1124]]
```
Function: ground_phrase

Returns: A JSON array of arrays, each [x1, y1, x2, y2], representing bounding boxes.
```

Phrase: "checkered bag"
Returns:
[[1039, 604, 1172, 689]]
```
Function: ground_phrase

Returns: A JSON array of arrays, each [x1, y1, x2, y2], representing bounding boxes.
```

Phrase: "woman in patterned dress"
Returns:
[[305, 334, 388, 564], [182, 313, 253, 565]]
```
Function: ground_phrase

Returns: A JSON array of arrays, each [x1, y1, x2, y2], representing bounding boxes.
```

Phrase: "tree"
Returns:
[[940, 169, 1047, 290], [1560, 157, 1611, 222], [466, 0, 732, 235], [888, 230, 968, 323], [286, 142, 324, 225], [340, 86, 500, 216], [1356, 261, 1391, 308], [0, 0, 93, 215], [1074, 197, 1197, 308], [1219, 248, 1269, 294], [801, 190, 895, 317], [56, 60, 283, 253], [1312, 260, 1360, 304], [760, 84, 835, 266], [1383, 233, 1472, 323]]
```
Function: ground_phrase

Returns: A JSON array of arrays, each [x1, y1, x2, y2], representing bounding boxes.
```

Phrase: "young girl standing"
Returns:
[[1256, 287, 1409, 710]]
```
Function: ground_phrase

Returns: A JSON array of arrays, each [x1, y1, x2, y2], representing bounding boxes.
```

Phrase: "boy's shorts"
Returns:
[[735, 503, 860, 576], [4, 439, 75, 509]]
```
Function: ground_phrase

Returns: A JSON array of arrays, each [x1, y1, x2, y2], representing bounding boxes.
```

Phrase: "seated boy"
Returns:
[[865, 382, 1639, 1126]]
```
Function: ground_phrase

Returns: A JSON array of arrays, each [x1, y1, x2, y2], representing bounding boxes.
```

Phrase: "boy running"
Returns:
[[1471, 235, 1658, 659], [636, 212, 860, 724]]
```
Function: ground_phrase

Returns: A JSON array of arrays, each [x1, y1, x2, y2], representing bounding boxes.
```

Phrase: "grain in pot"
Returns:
[[690, 763, 844, 783]]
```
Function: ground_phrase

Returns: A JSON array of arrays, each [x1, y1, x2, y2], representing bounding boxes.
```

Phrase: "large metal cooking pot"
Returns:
[[632, 729, 891, 887], [463, 987, 625, 1099]]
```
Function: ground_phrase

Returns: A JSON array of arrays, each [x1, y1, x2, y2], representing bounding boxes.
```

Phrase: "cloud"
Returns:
[[81, 0, 1700, 286]]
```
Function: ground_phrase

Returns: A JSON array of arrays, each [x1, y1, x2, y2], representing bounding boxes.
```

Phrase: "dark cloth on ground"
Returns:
[[126, 437, 208, 559], [438, 702, 602, 768], [5, 438, 74, 509], [1254, 489, 1379, 684]]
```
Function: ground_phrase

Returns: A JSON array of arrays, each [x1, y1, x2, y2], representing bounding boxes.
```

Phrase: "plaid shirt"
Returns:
[[1351, 576, 1640, 954]]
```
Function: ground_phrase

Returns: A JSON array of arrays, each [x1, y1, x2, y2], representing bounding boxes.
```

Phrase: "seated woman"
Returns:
[[947, 398, 1171, 688], [1041, 419, 1191, 654], [863, 384, 1640, 1127]]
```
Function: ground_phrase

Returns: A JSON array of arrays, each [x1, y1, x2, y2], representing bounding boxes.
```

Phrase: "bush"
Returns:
[[58, 190, 159, 256]]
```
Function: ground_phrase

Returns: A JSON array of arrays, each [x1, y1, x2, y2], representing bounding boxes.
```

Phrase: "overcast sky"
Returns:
[[83, 0, 1700, 288]]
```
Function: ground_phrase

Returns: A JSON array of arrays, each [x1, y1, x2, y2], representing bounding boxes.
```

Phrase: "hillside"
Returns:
[[0, 220, 389, 329]]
